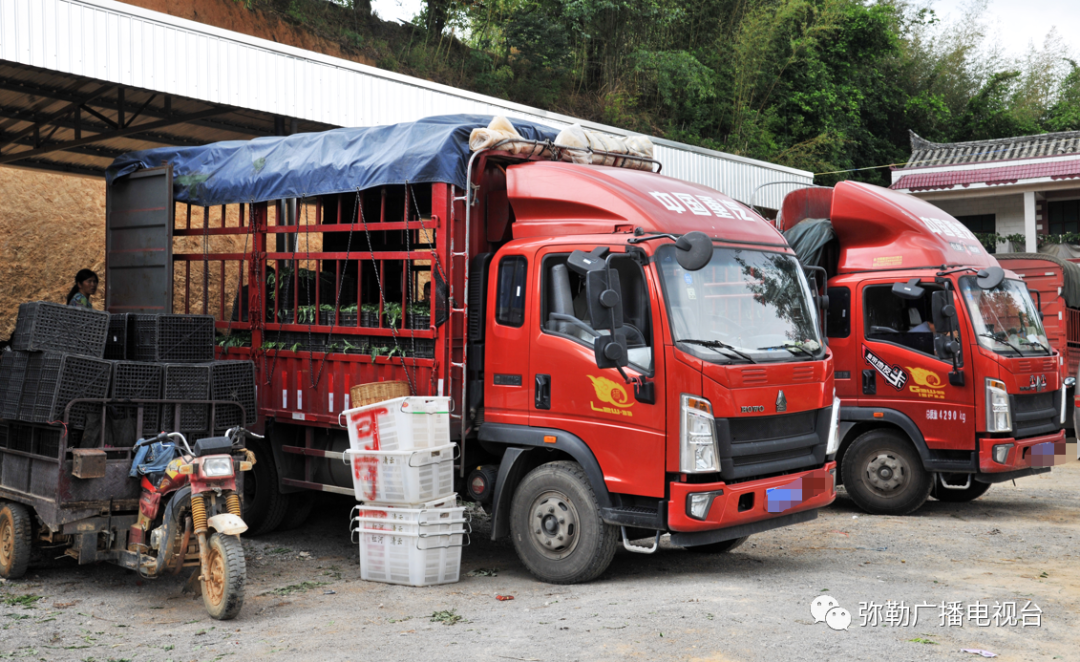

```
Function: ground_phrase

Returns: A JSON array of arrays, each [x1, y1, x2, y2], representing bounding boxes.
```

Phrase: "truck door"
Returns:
[[528, 248, 667, 498], [858, 279, 976, 452]]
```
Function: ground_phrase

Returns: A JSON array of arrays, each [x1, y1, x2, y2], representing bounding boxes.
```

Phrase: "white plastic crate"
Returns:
[[344, 444, 456, 504], [350, 503, 469, 537], [353, 525, 466, 586], [339, 396, 450, 452]]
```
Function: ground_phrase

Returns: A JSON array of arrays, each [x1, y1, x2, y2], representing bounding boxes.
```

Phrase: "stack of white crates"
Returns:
[[341, 396, 466, 586]]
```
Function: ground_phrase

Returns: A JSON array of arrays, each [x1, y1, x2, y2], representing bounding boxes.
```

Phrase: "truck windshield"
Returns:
[[656, 245, 823, 363], [959, 277, 1050, 356]]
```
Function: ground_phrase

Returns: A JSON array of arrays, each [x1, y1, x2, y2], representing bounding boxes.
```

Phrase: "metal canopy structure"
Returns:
[[0, 61, 332, 177], [0, 0, 812, 208]]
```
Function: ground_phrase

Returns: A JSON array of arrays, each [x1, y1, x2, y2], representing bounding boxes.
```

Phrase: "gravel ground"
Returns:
[[2, 445, 1077, 662]]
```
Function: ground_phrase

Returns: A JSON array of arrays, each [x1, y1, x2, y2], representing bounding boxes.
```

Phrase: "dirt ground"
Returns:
[[2, 446, 1078, 662]]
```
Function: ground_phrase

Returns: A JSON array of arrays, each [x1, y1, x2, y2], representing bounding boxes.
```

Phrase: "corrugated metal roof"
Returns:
[[0, 0, 812, 207], [891, 160, 1080, 191], [901, 129, 1080, 169]]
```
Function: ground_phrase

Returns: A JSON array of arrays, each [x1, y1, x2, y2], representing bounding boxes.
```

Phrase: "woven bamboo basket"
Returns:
[[350, 380, 411, 408]]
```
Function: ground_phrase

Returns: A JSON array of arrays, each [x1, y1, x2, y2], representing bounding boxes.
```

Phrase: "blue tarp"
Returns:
[[106, 114, 560, 207]]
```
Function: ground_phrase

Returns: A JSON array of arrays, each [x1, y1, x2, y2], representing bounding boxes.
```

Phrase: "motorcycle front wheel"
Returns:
[[202, 533, 246, 620]]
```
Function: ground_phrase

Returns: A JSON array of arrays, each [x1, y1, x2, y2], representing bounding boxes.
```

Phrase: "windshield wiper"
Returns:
[[678, 339, 756, 364], [979, 332, 1024, 355], [1019, 338, 1051, 354], [757, 343, 815, 357]]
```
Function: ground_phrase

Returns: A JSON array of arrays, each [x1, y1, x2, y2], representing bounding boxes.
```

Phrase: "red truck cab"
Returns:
[[782, 181, 1066, 515], [475, 161, 837, 582]]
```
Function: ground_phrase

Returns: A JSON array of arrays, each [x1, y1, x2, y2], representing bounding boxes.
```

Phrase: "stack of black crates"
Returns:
[[0, 303, 256, 456]]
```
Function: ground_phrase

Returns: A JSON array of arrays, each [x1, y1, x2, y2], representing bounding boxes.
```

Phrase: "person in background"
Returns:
[[67, 269, 99, 308]]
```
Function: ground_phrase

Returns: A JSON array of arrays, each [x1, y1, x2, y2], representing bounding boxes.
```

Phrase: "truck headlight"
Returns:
[[680, 394, 719, 473], [826, 396, 841, 455], [201, 457, 235, 478], [985, 379, 1011, 433], [992, 443, 1013, 464]]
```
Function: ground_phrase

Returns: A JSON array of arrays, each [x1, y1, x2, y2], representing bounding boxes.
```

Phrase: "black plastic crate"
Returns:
[[112, 361, 164, 435], [34, 425, 63, 458], [1, 352, 29, 420], [11, 301, 109, 357], [18, 352, 64, 423], [105, 313, 132, 360], [24, 354, 113, 429], [131, 315, 215, 363], [210, 361, 257, 428], [163, 364, 211, 431], [10, 423, 32, 453]]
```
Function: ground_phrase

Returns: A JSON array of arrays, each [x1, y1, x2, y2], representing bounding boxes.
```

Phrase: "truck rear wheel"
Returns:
[[682, 536, 749, 554], [510, 461, 618, 584], [842, 429, 932, 515], [0, 502, 32, 579], [242, 439, 289, 536], [277, 492, 317, 531], [932, 478, 991, 502]]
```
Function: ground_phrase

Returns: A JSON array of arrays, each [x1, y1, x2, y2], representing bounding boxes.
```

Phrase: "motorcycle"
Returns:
[[129, 427, 258, 620]]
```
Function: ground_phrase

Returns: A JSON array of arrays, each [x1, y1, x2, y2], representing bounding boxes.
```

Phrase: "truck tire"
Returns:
[[841, 429, 932, 515], [242, 439, 290, 536], [0, 502, 32, 579], [682, 536, 749, 554], [932, 479, 991, 502], [509, 461, 618, 584], [277, 492, 317, 531]]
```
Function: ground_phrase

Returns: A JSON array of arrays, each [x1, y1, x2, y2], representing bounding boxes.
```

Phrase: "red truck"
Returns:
[[995, 252, 1080, 435], [781, 181, 1066, 515], [104, 116, 838, 583]]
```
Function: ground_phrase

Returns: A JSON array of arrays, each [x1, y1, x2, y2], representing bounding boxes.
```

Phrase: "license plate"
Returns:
[[1030, 441, 1063, 467], [766, 473, 832, 513], [766, 478, 804, 513]]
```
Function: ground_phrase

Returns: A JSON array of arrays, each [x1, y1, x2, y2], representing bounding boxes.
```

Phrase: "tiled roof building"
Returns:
[[891, 130, 1080, 252]]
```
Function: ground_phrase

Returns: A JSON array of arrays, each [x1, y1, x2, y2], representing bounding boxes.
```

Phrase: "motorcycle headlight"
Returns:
[[985, 379, 1011, 433], [680, 394, 719, 473], [201, 457, 235, 478], [826, 395, 841, 455]]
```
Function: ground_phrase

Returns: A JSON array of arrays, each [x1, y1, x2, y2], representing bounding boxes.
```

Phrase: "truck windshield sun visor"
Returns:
[[959, 277, 1050, 356], [657, 245, 823, 364]]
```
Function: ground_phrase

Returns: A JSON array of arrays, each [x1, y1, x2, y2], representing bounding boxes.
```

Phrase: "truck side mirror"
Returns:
[[976, 266, 1005, 289], [892, 278, 925, 300], [594, 333, 629, 370], [931, 290, 955, 337], [675, 231, 712, 271], [932, 289, 965, 382], [586, 268, 624, 332]]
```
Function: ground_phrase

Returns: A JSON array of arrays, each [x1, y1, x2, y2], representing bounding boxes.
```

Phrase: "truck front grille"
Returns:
[[1010, 392, 1058, 439], [715, 408, 830, 481]]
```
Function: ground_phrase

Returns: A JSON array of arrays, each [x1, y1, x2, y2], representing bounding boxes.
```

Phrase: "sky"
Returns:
[[370, 0, 1080, 57], [929, 0, 1080, 57]]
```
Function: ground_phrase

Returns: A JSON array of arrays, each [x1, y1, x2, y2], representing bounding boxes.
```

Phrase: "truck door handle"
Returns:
[[535, 374, 551, 410], [862, 369, 877, 395]]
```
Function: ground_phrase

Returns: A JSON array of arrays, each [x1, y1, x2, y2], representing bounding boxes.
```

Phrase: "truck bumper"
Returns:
[[666, 462, 836, 535], [978, 429, 1066, 473]]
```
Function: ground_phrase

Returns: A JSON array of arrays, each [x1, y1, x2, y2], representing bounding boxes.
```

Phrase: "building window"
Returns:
[[955, 214, 996, 254], [1048, 200, 1080, 236]]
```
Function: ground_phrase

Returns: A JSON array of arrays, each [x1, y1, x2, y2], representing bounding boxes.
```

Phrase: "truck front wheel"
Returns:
[[842, 429, 932, 515], [509, 461, 618, 584]]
